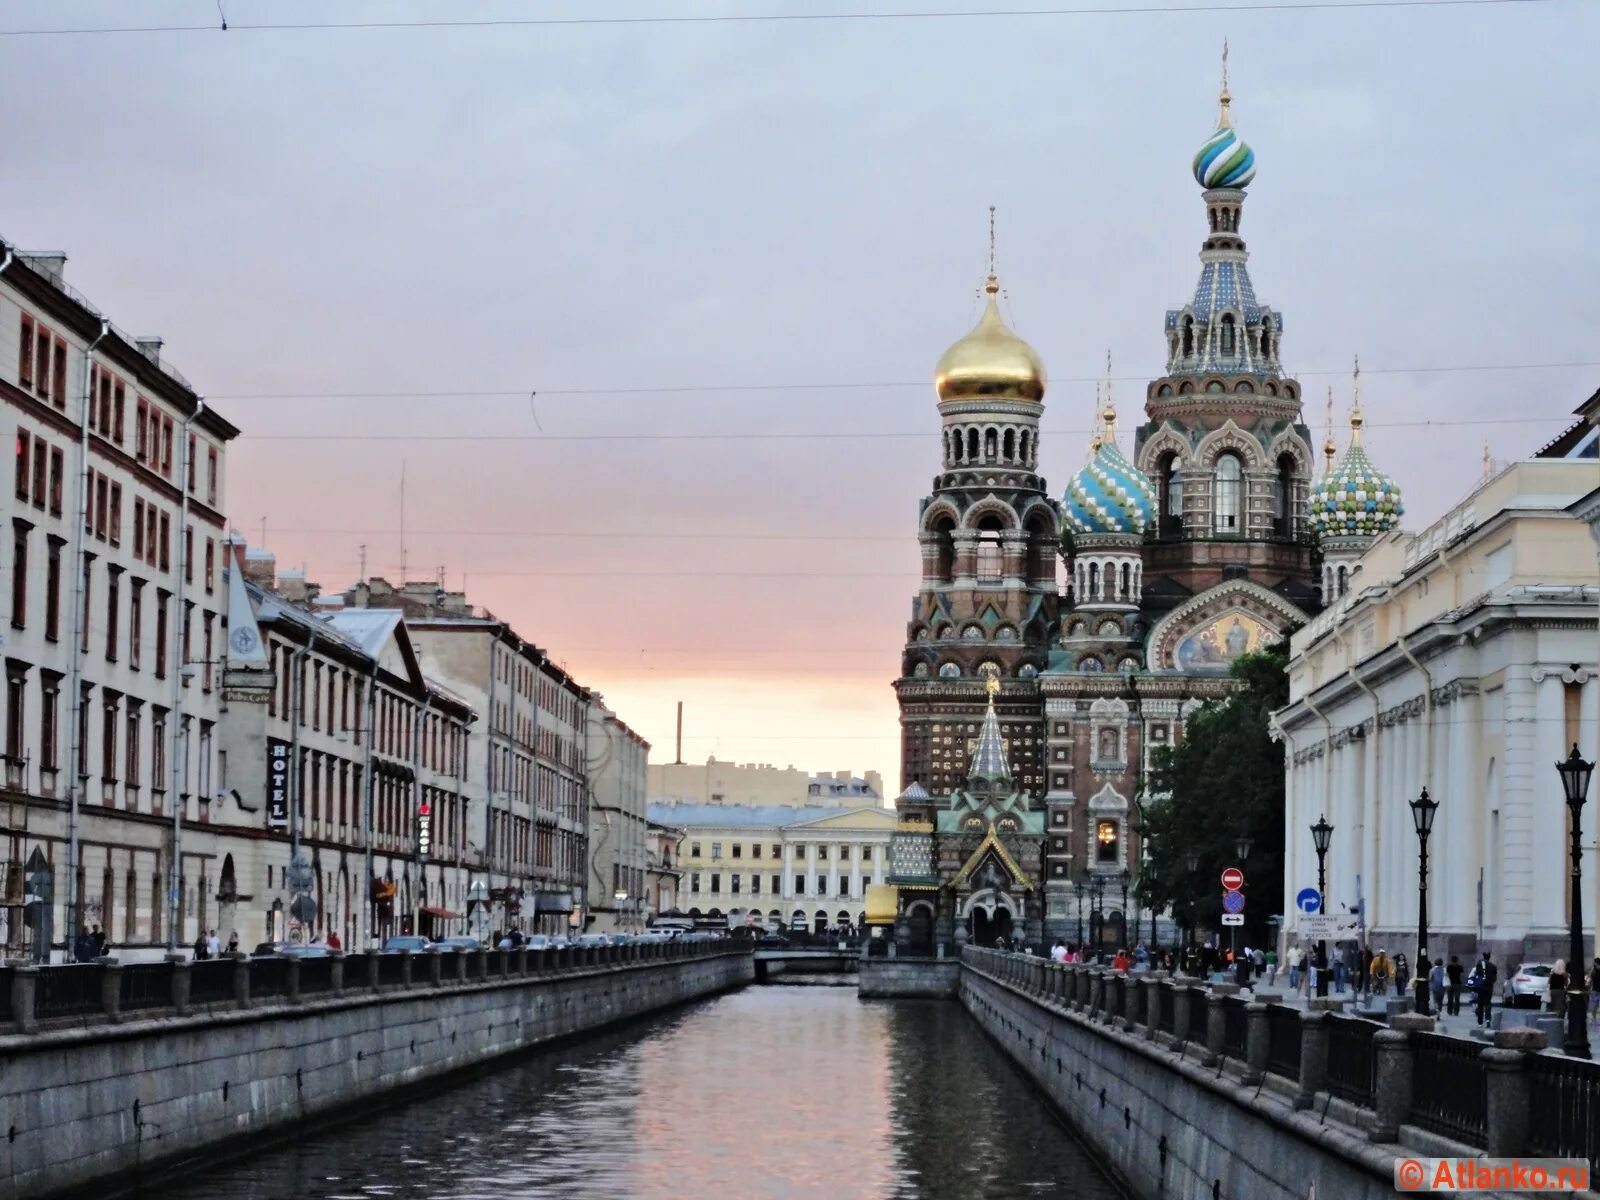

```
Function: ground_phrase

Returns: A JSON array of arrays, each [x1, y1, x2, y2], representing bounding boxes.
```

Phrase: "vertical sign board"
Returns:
[[266, 738, 291, 829], [416, 800, 432, 858]]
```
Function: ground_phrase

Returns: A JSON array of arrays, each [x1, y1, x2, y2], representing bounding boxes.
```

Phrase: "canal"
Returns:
[[160, 988, 1125, 1200]]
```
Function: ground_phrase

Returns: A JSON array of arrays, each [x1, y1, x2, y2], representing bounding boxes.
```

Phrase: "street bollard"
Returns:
[[426, 947, 444, 987], [1141, 977, 1164, 1041], [516, 947, 528, 975], [1243, 1001, 1272, 1084], [399, 952, 414, 990], [97, 957, 122, 1022], [284, 956, 302, 1005], [454, 948, 468, 984], [166, 952, 191, 1015], [1170, 975, 1193, 1047], [329, 950, 345, 995], [365, 951, 381, 991], [1204, 984, 1240, 1067], [1483, 1028, 1545, 1156]]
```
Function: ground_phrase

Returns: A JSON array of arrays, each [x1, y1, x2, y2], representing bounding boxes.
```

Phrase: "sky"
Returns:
[[1, 0, 1596, 795]]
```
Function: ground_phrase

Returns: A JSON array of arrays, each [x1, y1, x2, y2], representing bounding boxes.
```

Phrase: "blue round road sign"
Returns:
[[1221, 890, 1246, 915], [1295, 887, 1321, 914]]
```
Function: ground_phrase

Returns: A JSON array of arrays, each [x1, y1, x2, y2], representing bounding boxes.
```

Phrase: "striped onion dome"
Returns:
[[1063, 439, 1156, 537], [1193, 124, 1256, 190], [1310, 441, 1403, 538]]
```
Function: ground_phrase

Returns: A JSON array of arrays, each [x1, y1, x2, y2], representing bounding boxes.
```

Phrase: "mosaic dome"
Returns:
[[1310, 443, 1404, 538], [1193, 124, 1256, 190], [1063, 439, 1156, 537]]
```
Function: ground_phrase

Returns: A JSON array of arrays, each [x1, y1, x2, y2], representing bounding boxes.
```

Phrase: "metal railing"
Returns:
[[1325, 1015, 1379, 1107], [1221, 995, 1248, 1060], [1527, 1054, 1600, 1174], [1410, 1031, 1488, 1145], [1265, 1004, 1302, 1082], [1, 941, 748, 1032]]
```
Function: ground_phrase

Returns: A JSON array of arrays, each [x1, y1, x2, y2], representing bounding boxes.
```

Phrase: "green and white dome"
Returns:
[[1310, 425, 1403, 539]]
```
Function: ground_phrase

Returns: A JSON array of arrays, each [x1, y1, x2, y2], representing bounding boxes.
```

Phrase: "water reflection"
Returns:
[[159, 989, 1123, 1200]]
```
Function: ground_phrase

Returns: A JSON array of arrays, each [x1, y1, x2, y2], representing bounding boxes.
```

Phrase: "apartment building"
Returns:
[[584, 696, 649, 933], [0, 243, 239, 959]]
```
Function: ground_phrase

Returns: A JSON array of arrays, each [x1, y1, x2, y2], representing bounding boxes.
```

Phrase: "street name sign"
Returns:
[[1297, 913, 1361, 941]]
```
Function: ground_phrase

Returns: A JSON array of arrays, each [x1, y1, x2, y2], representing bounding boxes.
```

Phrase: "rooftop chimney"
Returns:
[[135, 337, 164, 365], [20, 253, 67, 285]]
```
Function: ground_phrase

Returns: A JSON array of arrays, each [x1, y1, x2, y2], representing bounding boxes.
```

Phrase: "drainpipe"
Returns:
[[284, 626, 316, 939], [64, 318, 111, 959], [361, 658, 377, 947], [165, 399, 202, 951], [409, 689, 434, 936], [483, 631, 498, 920]]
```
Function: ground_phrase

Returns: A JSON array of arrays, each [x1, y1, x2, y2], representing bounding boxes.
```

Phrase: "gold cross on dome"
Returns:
[[981, 663, 1001, 699]]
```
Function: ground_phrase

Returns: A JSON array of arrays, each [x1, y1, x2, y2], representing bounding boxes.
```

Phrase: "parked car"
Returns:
[[548, 935, 571, 949], [1504, 962, 1554, 1009], [252, 941, 330, 957], [435, 936, 480, 952], [756, 933, 790, 947], [572, 933, 610, 948], [382, 935, 432, 953], [525, 934, 552, 951]]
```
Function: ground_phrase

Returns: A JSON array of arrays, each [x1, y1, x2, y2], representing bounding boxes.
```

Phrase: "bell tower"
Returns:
[[895, 211, 1057, 808]]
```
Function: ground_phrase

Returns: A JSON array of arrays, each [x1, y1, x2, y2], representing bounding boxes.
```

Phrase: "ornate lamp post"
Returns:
[[1119, 867, 1131, 952], [1075, 870, 1086, 949], [1232, 834, 1252, 964], [1409, 788, 1438, 1015], [1183, 851, 1200, 951], [1310, 816, 1333, 997], [1090, 875, 1106, 960], [1558, 744, 1595, 1059]]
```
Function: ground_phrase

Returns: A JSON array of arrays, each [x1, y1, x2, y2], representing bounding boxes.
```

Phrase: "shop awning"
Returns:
[[864, 884, 899, 927], [419, 905, 461, 919]]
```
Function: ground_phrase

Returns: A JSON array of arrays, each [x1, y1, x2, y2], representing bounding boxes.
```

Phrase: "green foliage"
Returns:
[[1136, 639, 1289, 942]]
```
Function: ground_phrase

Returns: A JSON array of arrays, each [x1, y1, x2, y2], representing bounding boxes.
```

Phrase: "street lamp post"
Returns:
[[1183, 851, 1200, 952], [1409, 788, 1438, 1016], [1558, 744, 1595, 1059], [1119, 867, 1131, 952], [1311, 816, 1333, 998], [1075, 871, 1086, 949], [1232, 834, 1252, 965]]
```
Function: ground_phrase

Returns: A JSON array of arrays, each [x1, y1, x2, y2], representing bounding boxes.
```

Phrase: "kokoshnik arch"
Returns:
[[885, 55, 1405, 953]]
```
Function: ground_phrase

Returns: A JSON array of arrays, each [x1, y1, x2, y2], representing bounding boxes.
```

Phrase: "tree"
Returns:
[[1138, 638, 1290, 947]]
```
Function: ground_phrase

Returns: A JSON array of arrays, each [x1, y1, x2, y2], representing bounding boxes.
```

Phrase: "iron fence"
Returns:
[[189, 959, 236, 1005], [376, 954, 407, 988], [1324, 1015, 1378, 1107], [298, 957, 335, 995], [1265, 1004, 1302, 1081], [35, 964, 102, 1020], [341, 954, 372, 988], [119, 962, 171, 1012], [1410, 1030, 1488, 1145], [1156, 983, 1175, 1034], [1527, 1053, 1600, 1174], [0, 966, 12, 1022], [1221, 995, 1248, 1060], [251, 957, 290, 1000]]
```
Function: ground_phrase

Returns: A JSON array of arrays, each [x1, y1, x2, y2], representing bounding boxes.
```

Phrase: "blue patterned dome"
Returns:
[[1310, 441, 1403, 539], [1063, 439, 1156, 537], [1193, 124, 1256, 190]]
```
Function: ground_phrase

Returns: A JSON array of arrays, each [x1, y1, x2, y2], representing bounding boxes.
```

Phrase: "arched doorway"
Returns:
[[906, 902, 935, 956], [217, 854, 238, 949], [970, 905, 1014, 947], [813, 911, 828, 935]]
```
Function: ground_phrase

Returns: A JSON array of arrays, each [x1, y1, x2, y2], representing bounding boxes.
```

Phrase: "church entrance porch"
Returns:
[[969, 906, 1013, 948]]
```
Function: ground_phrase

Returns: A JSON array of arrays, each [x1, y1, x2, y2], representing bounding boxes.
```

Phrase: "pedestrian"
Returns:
[[1333, 943, 1349, 993], [1264, 946, 1278, 987], [206, 928, 221, 958], [1474, 952, 1498, 1027], [1550, 959, 1569, 1017], [1429, 958, 1445, 1013], [1286, 944, 1302, 991], [1589, 959, 1600, 1023], [1395, 952, 1411, 997], [1370, 948, 1393, 996], [92, 924, 107, 956], [326, 929, 341, 952], [227, 930, 240, 954], [1446, 954, 1464, 1015], [193, 931, 209, 961], [1235, 947, 1251, 988]]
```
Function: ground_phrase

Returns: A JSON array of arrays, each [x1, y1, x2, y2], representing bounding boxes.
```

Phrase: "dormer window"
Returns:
[[1220, 314, 1236, 356]]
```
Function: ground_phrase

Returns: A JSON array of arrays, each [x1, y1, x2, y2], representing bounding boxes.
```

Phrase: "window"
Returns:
[[133, 499, 145, 559], [1213, 452, 1243, 533], [101, 697, 118, 784], [184, 524, 193, 583], [158, 512, 170, 571], [14, 432, 29, 501], [18, 316, 33, 387], [146, 505, 157, 566], [731, 875, 741, 895], [731, 843, 742, 859], [976, 527, 1003, 583], [751, 843, 762, 860], [135, 399, 149, 462], [690, 842, 700, 858], [818, 845, 828, 861], [48, 447, 61, 516], [129, 581, 143, 669], [751, 875, 762, 895], [38, 675, 59, 772], [160, 416, 174, 476], [204, 538, 214, 592], [52, 339, 66, 408], [44, 537, 62, 640], [152, 708, 167, 793], [155, 591, 169, 679], [6, 669, 25, 763], [1220, 313, 1236, 355], [206, 447, 217, 504], [711, 842, 722, 860], [31, 441, 45, 508], [1096, 819, 1120, 864], [794, 875, 805, 895], [710, 873, 721, 895], [838, 881, 849, 898], [187, 432, 197, 493], [10, 523, 28, 628], [105, 568, 120, 660], [125, 705, 141, 795], [94, 473, 108, 540], [113, 381, 125, 443]]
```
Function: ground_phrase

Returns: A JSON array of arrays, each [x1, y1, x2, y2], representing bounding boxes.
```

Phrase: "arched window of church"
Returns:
[[1003, 428, 1016, 463], [1261, 319, 1274, 359], [947, 429, 959, 463], [1120, 561, 1132, 598], [1098, 728, 1117, 761], [1158, 452, 1183, 535], [1276, 452, 1296, 535], [967, 428, 978, 460], [1096, 820, 1120, 864], [1220, 314, 1237, 356], [1019, 429, 1030, 466], [930, 514, 956, 583], [975, 516, 1004, 583], [984, 428, 998, 461], [1182, 317, 1195, 359], [1337, 564, 1349, 596], [1214, 452, 1243, 533]]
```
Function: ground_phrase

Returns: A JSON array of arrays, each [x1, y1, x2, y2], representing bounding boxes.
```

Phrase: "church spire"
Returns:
[[1349, 355, 1365, 449], [1323, 386, 1338, 474], [1217, 39, 1233, 130], [967, 668, 1012, 785]]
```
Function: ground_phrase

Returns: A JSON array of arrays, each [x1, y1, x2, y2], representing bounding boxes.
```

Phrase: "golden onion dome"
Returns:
[[934, 275, 1046, 404]]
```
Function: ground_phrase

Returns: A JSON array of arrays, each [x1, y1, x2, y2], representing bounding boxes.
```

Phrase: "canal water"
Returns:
[[161, 988, 1125, 1200]]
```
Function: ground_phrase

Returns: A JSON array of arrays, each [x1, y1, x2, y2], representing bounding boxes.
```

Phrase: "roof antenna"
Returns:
[[217, 0, 228, 30]]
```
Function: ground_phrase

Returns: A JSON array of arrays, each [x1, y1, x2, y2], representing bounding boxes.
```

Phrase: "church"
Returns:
[[885, 59, 1404, 954]]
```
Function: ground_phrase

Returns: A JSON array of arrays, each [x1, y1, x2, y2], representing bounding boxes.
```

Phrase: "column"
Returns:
[[872, 844, 884, 885], [850, 845, 862, 900], [1531, 673, 1567, 938], [806, 843, 818, 904], [828, 844, 840, 903]]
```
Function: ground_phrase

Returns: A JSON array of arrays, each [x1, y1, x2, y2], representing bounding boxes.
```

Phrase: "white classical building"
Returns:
[[1276, 457, 1600, 961], [646, 802, 897, 931]]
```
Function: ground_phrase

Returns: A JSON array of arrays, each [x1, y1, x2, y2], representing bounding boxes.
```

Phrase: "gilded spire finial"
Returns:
[[982, 663, 1001, 701], [1349, 354, 1365, 449], [984, 204, 999, 295], [1323, 386, 1337, 473], [1089, 382, 1105, 453], [1101, 350, 1118, 445], [1218, 39, 1232, 129]]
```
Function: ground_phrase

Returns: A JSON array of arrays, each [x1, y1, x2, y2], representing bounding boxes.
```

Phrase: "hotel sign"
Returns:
[[267, 738, 291, 829]]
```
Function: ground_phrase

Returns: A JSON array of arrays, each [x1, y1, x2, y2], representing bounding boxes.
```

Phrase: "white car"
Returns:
[[1503, 962, 1553, 1009]]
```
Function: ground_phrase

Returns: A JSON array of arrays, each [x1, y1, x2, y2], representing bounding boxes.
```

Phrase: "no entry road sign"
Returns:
[[1221, 866, 1245, 891]]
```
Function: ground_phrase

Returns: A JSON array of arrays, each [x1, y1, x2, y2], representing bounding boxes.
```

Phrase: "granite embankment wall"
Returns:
[[960, 950, 1560, 1200], [1, 943, 752, 1200], [858, 957, 960, 998]]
